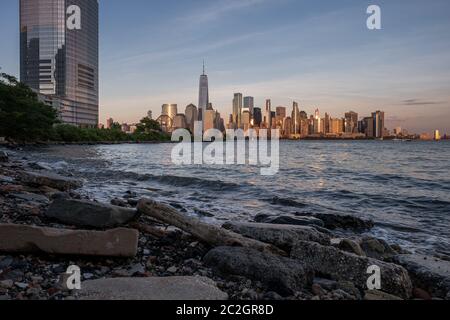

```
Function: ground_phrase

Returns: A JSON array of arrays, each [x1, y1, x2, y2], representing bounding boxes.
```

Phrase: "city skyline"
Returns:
[[1, 0, 450, 133]]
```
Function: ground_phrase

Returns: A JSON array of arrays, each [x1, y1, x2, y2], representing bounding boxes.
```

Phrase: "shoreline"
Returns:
[[1, 150, 449, 300]]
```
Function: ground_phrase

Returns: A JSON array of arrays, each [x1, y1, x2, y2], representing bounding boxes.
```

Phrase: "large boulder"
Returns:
[[20, 171, 82, 191], [222, 222, 330, 251], [204, 246, 313, 296], [254, 214, 325, 228], [291, 241, 412, 299], [309, 213, 374, 232], [392, 255, 450, 298], [45, 198, 139, 228], [0, 224, 138, 257], [77, 277, 228, 300]]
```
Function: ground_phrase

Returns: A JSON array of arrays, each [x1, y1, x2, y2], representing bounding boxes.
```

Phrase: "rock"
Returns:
[[254, 214, 325, 228], [0, 256, 14, 269], [360, 237, 396, 260], [20, 171, 82, 191], [291, 241, 412, 299], [15, 282, 29, 289], [204, 246, 313, 296], [45, 198, 139, 228], [167, 266, 178, 274], [223, 222, 330, 251], [364, 290, 403, 300], [310, 213, 374, 232], [0, 151, 8, 162], [392, 255, 450, 298], [0, 280, 14, 289], [313, 278, 338, 291], [338, 239, 365, 256], [110, 198, 128, 207], [0, 224, 138, 258], [11, 192, 49, 204], [77, 277, 228, 300], [267, 196, 307, 208], [413, 287, 432, 300], [312, 284, 326, 297]]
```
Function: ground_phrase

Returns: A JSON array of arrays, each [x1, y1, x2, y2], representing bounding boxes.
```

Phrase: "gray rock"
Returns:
[[77, 277, 228, 300], [0, 224, 138, 258], [20, 171, 82, 191], [360, 237, 396, 260], [310, 213, 374, 232], [392, 255, 450, 298], [45, 198, 139, 228], [364, 290, 403, 300], [0, 151, 8, 162], [204, 246, 313, 296], [0, 280, 14, 289], [254, 214, 325, 228], [338, 239, 365, 256], [11, 192, 49, 204], [291, 241, 412, 299], [223, 222, 330, 251]]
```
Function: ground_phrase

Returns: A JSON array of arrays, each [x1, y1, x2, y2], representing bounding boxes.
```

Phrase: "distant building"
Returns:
[[434, 130, 441, 141], [264, 99, 272, 129], [242, 111, 251, 131], [232, 93, 243, 129], [147, 110, 153, 120], [243, 96, 254, 115], [162, 104, 178, 121], [314, 109, 322, 134], [372, 111, 385, 138], [198, 62, 209, 122], [185, 104, 198, 132], [106, 118, 114, 129], [253, 108, 262, 127], [345, 111, 358, 134], [275, 106, 286, 128], [204, 109, 216, 131], [173, 114, 187, 130]]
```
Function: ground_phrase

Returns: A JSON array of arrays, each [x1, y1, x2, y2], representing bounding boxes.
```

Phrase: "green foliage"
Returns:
[[0, 71, 170, 143], [0, 73, 59, 141]]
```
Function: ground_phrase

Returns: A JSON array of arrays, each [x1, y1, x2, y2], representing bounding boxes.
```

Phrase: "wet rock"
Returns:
[[312, 283, 326, 297], [364, 290, 403, 300], [77, 277, 228, 300], [392, 255, 450, 298], [110, 198, 128, 207], [309, 213, 374, 232], [204, 246, 313, 296], [45, 198, 139, 228], [360, 237, 396, 260], [254, 214, 325, 228], [267, 196, 307, 208], [223, 222, 330, 251], [0, 224, 138, 258], [291, 241, 412, 299], [338, 239, 365, 256], [0, 151, 8, 162], [20, 171, 82, 191]]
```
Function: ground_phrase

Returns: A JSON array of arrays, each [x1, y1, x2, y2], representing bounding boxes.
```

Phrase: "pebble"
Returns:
[[15, 282, 29, 289], [0, 280, 14, 289], [167, 266, 178, 273]]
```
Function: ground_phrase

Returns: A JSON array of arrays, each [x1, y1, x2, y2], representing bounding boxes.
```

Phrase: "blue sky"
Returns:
[[1, 0, 450, 133]]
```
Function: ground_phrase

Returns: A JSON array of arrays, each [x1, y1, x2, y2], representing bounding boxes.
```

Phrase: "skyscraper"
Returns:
[[243, 96, 254, 115], [198, 62, 209, 122], [232, 93, 243, 129], [372, 111, 385, 138], [20, 0, 99, 127], [185, 104, 198, 133], [264, 99, 272, 129], [162, 104, 178, 121], [345, 111, 359, 134]]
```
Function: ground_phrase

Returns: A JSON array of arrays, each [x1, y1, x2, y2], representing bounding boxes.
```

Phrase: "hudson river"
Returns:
[[22, 140, 450, 257]]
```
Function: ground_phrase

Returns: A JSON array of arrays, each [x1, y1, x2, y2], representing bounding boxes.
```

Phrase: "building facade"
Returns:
[[20, 0, 99, 127]]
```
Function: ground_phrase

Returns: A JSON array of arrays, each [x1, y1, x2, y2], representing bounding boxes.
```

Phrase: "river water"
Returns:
[[18, 140, 450, 257]]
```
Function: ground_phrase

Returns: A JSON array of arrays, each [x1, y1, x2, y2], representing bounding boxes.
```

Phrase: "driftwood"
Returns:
[[137, 199, 286, 256], [129, 222, 170, 238]]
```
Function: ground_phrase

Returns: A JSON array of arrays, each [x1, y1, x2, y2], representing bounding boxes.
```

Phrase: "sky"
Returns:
[[1, 0, 450, 134]]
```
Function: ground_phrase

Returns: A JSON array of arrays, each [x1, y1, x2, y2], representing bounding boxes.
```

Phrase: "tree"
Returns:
[[0, 72, 58, 141], [135, 117, 161, 133]]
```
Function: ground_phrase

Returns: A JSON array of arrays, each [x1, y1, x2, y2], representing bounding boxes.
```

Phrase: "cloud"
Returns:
[[180, 0, 268, 23], [402, 99, 444, 106]]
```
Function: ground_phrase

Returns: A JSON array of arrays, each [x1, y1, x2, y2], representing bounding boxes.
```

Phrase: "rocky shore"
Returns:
[[0, 148, 449, 301]]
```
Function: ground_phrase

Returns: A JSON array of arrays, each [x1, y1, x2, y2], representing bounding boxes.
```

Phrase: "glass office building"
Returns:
[[20, 0, 99, 127]]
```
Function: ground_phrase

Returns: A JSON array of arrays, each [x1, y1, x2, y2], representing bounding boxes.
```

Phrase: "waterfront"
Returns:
[[15, 140, 450, 257]]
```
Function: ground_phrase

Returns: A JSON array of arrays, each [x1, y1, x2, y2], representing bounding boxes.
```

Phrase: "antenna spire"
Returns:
[[203, 60, 205, 75]]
